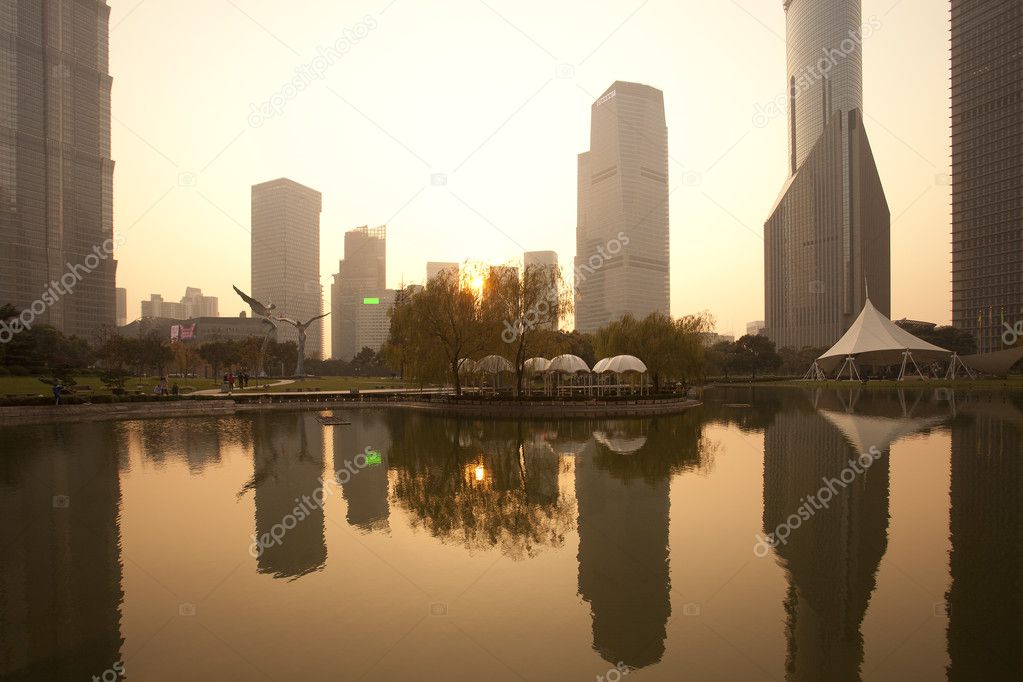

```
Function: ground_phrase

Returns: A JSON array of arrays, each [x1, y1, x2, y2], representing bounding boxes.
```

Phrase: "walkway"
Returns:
[[191, 378, 295, 396]]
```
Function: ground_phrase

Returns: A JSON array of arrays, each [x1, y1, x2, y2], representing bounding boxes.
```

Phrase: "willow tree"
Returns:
[[384, 270, 490, 396], [485, 262, 573, 395], [595, 311, 714, 390]]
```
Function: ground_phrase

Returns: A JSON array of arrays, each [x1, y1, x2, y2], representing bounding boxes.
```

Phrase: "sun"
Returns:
[[470, 275, 485, 295]]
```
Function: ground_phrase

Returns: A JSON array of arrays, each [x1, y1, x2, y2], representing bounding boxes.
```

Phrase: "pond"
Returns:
[[1, 387, 1020, 680]]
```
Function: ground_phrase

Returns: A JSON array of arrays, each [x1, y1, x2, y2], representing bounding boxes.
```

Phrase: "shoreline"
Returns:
[[0, 395, 703, 427]]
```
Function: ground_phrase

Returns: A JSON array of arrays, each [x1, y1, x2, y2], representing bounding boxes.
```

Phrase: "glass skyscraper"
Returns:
[[764, 0, 890, 350], [251, 178, 323, 358], [331, 225, 386, 360], [575, 81, 669, 334], [0, 0, 117, 338], [950, 0, 1023, 354]]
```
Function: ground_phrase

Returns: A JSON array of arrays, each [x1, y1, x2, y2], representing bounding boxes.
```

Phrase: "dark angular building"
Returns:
[[950, 0, 1023, 353], [764, 0, 890, 350], [0, 0, 117, 337]]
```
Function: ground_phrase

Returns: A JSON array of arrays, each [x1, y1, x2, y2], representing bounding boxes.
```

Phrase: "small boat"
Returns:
[[723, 403, 752, 408]]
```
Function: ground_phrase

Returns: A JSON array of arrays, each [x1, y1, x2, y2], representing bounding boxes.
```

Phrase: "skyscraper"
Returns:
[[0, 1, 117, 337], [115, 287, 127, 327], [764, 0, 890, 350], [251, 178, 323, 358], [951, 0, 1023, 353], [331, 225, 386, 360], [426, 261, 459, 283], [575, 81, 669, 334]]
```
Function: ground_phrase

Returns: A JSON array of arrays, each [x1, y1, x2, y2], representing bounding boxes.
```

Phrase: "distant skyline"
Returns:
[[108, 0, 952, 351]]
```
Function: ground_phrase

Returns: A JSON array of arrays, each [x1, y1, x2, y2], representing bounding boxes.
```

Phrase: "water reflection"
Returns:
[[947, 394, 1023, 680], [335, 411, 392, 532], [2, 389, 1023, 679], [248, 413, 327, 580], [0, 423, 124, 679], [386, 415, 574, 559]]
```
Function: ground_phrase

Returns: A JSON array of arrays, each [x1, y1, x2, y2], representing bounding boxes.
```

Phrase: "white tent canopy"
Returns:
[[523, 357, 550, 374], [476, 354, 514, 374], [592, 357, 611, 373], [547, 354, 590, 374], [602, 355, 648, 374], [816, 298, 951, 375], [457, 358, 478, 375]]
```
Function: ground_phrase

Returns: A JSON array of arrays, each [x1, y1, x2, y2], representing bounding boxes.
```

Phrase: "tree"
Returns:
[[199, 340, 237, 379], [595, 312, 714, 390], [173, 341, 201, 376], [351, 346, 381, 373], [732, 334, 782, 380], [486, 262, 573, 395], [895, 321, 977, 356], [402, 268, 491, 396]]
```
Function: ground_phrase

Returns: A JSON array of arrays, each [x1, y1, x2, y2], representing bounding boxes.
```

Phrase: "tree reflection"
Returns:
[[385, 414, 574, 559]]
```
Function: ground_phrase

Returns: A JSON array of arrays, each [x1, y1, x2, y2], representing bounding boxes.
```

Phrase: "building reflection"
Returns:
[[0, 422, 124, 679], [249, 413, 327, 580], [762, 389, 949, 681], [334, 411, 392, 532], [947, 394, 1023, 679], [575, 412, 707, 670]]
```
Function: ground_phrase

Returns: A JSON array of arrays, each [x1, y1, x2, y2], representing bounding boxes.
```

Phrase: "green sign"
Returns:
[[366, 451, 382, 466], [363, 297, 380, 305]]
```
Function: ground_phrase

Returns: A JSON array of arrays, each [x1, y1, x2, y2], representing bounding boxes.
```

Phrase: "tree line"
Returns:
[[379, 265, 715, 396]]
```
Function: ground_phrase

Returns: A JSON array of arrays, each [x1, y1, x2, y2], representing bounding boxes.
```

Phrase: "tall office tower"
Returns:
[[426, 261, 459, 283], [951, 1, 1023, 354], [575, 81, 669, 334], [0, 1, 117, 337], [115, 287, 126, 326], [331, 225, 385, 360], [764, 0, 890, 349], [524, 250, 559, 330], [251, 179, 323, 358]]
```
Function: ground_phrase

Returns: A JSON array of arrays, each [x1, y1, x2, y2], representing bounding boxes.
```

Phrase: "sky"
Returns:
[[109, 0, 952, 350]]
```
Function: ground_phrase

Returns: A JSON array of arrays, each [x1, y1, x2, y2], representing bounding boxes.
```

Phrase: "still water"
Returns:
[[1, 387, 1021, 681]]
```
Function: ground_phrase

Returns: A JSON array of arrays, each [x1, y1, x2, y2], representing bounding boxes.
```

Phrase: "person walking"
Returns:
[[51, 378, 62, 406]]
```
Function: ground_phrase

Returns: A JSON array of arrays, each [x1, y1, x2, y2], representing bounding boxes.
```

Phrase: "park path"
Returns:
[[191, 379, 295, 396]]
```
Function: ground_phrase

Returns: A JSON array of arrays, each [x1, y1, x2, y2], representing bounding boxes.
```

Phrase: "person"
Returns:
[[222, 374, 230, 394], [51, 378, 62, 406], [171, 382, 179, 396]]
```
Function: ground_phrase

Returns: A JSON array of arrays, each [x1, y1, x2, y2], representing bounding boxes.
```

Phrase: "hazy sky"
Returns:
[[110, 0, 950, 348]]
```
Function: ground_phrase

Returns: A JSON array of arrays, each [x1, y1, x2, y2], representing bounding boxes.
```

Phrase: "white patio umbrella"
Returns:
[[547, 354, 591, 396]]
